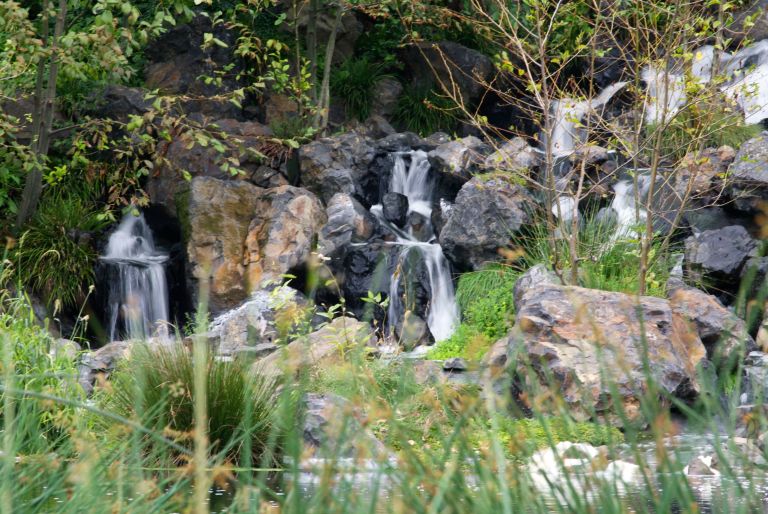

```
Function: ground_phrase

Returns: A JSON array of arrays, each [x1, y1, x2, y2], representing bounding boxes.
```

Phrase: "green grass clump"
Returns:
[[330, 57, 392, 121], [12, 188, 110, 308], [426, 324, 493, 360], [99, 344, 280, 465], [393, 83, 456, 136]]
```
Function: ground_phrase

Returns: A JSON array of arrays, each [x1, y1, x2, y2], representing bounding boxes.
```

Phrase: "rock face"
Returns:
[[675, 146, 734, 207], [728, 135, 768, 212], [667, 280, 755, 365], [382, 192, 408, 227], [244, 185, 326, 288], [684, 225, 758, 290], [204, 286, 310, 357], [727, 1, 768, 43], [402, 41, 494, 104], [440, 175, 535, 271], [508, 284, 707, 424], [183, 177, 323, 314], [318, 193, 379, 258], [298, 132, 377, 203]]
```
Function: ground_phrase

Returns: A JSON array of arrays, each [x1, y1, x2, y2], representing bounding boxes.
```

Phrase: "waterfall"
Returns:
[[100, 213, 170, 341], [373, 151, 459, 342]]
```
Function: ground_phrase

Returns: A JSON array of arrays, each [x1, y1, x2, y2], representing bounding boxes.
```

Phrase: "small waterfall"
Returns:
[[609, 176, 650, 239], [373, 151, 459, 342], [100, 213, 170, 341]]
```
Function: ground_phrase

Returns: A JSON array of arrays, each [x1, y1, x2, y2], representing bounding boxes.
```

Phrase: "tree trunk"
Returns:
[[307, 0, 319, 103], [314, 4, 343, 131]]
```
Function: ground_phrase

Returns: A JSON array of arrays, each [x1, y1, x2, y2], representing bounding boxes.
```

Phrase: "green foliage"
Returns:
[[330, 58, 392, 121], [648, 100, 762, 162], [11, 187, 111, 308], [393, 84, 456, 136], [99, 344, 280, 465], [494, 416, 625, 457], [426, 324, 492, 361]]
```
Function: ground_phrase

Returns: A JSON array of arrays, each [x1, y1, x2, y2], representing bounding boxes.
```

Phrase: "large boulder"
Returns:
[[318, 193, 379, 258], [728, 135, 768, 213], [428, 136, 489, 187], [243, 185, 326, 288], [507, 284, 708, 425], [298, 132, 377, 203], [684, 225, 758, 291], [667, 280, 755, 365], [440, 175, 535, 271], [402, 41, 494, 105]]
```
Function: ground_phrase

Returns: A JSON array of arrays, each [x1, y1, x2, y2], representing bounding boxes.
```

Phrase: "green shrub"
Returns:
[[12, 187, 110, 308], [456, 264, 518, 340], [98, 344, 280, 465], [426, 324, 492, 360], [393, 84, 456, 136], [330, 57, 392, 121]]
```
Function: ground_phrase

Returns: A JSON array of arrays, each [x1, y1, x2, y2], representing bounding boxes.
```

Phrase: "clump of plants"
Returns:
[[330, 57, 392, 121], [11, 187, 110, 308], [99, 344, 280, 465], [393, 83, 456, 136]]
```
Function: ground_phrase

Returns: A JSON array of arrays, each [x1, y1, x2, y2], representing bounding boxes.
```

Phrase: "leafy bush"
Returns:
[[99, 344, 280, 465], [494, 416, 624, 457], [393, 84, 456, 136], [426, 324, 492, 360], [12, 187, 110, 308], [330, 57, 392, 121], [456, 264, 518, 339]]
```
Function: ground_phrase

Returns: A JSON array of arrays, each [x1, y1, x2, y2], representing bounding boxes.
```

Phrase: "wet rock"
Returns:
[[382, 192, 409, 227], [684, 225, 758, 290], [428, 136, 490, 186], [728, 134, 768, 213], [667, 280, 755, 365], [483, 137, 541, 172], [243, 185, 326, 288], [78, 341, 133, 395], [405, 211, 432, 241], [301, 393, 389, 461], [376, 132, 428, 153], [430, 199, 452, 235], [318, 193, 379, 258], [256, 317, 376, 377], [333, 243, 396, 321], [298, 132, 377, 203], [440, 175, 535, 271], [204, 286, 310, 356], [402, 41, 494, 105], [685, 455, 720, 476], [508, 284, 708, 425], [396, 311, 430, 350]]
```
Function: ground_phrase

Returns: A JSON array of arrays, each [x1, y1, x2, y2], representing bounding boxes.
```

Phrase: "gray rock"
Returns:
[[78, 340, 133, 395], [443, 357, 468, 371], [685, 455, 720, 476], [440, 175, 535, 270], [513, 264, 560, 309], [428, 136, 490, 184], [232, 343, 279, 362], [382, 192, 409, 227], [726, 1, 768, 43], [396, 311, 430, 350], [319, 193, 379, 258], [728, 135, 768, 212], [685, 225, 758, 284], [483, 137, 541, 172], [371, 77, 403, 118]]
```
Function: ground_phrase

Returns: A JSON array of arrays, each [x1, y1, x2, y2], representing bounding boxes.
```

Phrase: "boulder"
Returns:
[[298, 132, 377, 203], [396, 311, 430, 350], [256, 317, 376, 377], [87, 85, 152, 122], [371, 78, 403, 119], [440, 175, 535, 270], [507, 284, 708, 425], [243, 185, 326, 288], [483, 137, 541, 172], [183, 177, 263, 313], [728, 135, 768, 213], [318, 193, 379, 258], [204, 286, 311, 357], [78, 341, 133, 395], [382, 192, 409, 227], [684, 225, 758, 290], [402, 41, 494, 104], [513, 264, 560, 308], [674, 146, 734, 206], [428, 136, 490, 186], [667, 280, 755, 365]]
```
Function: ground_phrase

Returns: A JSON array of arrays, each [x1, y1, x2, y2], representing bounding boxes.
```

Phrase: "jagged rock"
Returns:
[[376, 132, 427, 152], [332, 243, 397, 322], [685, 225, 758, 290], [405, 211, 432, 241], [513, 264, 560, 308], [443, 357, 468, 372], [318, 193, 379, 258], [371, 78, 403, 119], [440, 175, 535, 271], [382, 192, 409, 227], [204, 286, 310, 357], [396, 311, 430, 350], [256, 317, 376, 377], [301, 393, 389, 462], [243, 185, 326, 288], [728, 135, 768, 213], [298, 132, 377, 203], [87, 85, 152, 122], [506, 284, 708, 425], [667, 280, 755, 365], [428, 136, 490, 186], [357, 115, 396, 139], [78, 341, 133, 395], [402, 41, 494, 104], [483, 137, 541, 172], [675, 146, 734, 206]]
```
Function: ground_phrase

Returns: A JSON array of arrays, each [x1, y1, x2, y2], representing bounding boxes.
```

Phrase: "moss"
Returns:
[[174, 187, 192, 244]]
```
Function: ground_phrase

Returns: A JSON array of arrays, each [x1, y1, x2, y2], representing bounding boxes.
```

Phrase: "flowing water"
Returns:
[[371, 151, 459, 342], [100, 213, 170, 341]]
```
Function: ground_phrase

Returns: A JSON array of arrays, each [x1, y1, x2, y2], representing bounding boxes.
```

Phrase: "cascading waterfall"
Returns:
[[371, 150, 459, 342], [100, 213, 170, 341]]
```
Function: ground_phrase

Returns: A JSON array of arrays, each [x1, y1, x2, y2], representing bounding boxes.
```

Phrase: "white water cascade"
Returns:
[[372, 150, 459, 342], [100, 213, 170, 341]]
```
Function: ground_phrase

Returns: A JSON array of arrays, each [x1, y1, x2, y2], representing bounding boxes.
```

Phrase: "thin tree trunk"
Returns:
[[307, 0, 319, 103], [314, 4, 343, 131], [16, 0, 66, 229]]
